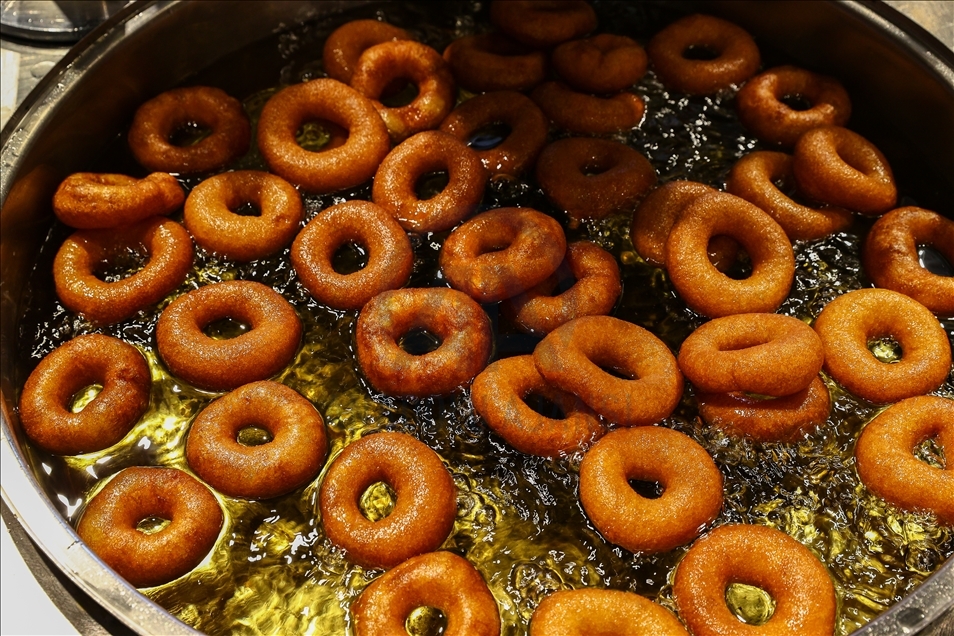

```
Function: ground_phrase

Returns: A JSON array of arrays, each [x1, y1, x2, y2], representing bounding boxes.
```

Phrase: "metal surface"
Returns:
[[0, 2, 952, 634]]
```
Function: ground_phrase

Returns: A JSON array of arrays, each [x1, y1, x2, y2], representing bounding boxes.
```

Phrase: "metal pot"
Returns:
[[1, 1, 952, 634]]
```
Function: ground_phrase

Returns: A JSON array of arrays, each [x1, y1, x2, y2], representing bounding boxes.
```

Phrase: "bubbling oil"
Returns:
[[14, 2, 953, 635]]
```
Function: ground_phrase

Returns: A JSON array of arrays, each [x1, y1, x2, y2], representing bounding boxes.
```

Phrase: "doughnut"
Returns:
[[533, 315, 684, 427], [535, 137, 656, 222], [530, 589, 690, 636], [677, 313, 825, 397], [792, 125, 897, 215], [318, 431, 457, 569], [727, 151, 854, 241], [442, 32, 547, 93], [355, 287, 493, 397], [155, 280, 302, 392], [77, 466, 223, 588], [350, 40, 456, 143], [736, 65, 852, 148], [183, 170, 303, 262], [440, 207, 567, 304], [813, 288, 952, 404], [52, 172, 184, 230], [371, 130, 488, 233], [257, 78, 390, 194], [855, 396, 954, 525], [697, 376, 832, 443], [291, 200, 414, 311], [186, 381, 327, 500], [18, 334, 151, 456], [490, 1, 598, 49], [353, 551, 500, 636], [439, 90, 549, 177], [674, 524, 836, 635], [665, 192, 795, 318], [551, 34, 648, 94], [53, 217, 194, 326], [502, 241, 621, 336], [579, 426, 723, 553], [646, 14, 761, 95], [128, 86, 250, 174], [471, 355, 606, 457], [530, 81, 645, 135], [863, 206, 954, 317], [322, 19, 412, 85], [630, 180, 739, 272]]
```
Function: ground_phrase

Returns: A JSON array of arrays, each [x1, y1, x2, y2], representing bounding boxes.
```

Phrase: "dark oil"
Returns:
[[13, 2, 953, 635]]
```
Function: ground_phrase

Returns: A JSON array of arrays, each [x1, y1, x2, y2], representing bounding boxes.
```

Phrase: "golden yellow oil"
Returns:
[[14, 2, 953, 635]]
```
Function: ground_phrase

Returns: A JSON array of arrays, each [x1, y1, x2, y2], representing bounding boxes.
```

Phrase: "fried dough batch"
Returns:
[[16, 1, 952, 634]]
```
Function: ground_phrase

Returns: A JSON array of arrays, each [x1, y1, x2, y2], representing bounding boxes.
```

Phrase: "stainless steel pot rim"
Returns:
[[1, 2, 952, 635]]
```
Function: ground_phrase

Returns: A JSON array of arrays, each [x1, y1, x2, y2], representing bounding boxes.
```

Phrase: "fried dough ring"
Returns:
[[536, 137, 656, 222], [529, 589, 690, 636], [183, 170, 302, 262], [471, 355, 605, 457], [533, 315, 684, 427], [812, 288, 952, 404], [579, 426, 723, 553], [322, 19, 412, 85], [319, 432, 457, 569], [19, 334, 151, 456], [257, 78, 390, 194], [442, 32, 547, 93], [531, 81, 645, 135], [552, 34, 648, 94], [490, 1, 598, 49], [53, 172, 184, 230]]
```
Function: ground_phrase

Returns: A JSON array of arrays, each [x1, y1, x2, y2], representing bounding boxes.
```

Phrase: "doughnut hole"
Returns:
[[136, 516, 172, 535], [467, 122, 511, 151], [869, 336, 902, 364], [414, 170, 450, 201], [295, 120, 347, 152], [914, 437, 946, 470], [92, 249, 147, 283], [523, 391, 566, 420], [920, 245, 954, 276], [682, 44, 720, 61], [379, 80, 419, 107], [725, 583, 776, 626], [629, 478, 664, 499], [399, 327, 443, 356], [70, 385, 103, 412], [406, 607, 447, 636], [203, 317, 250, 340], [331, 241, 369, 275], [778, 93, 813, 112], [168, 120, 212, 147], [359, 481, 397, 522], [236, 425, 272, 447]]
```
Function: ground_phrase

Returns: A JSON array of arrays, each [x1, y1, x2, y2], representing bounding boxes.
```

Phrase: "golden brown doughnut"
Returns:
[[18, 334, 151, 456], [727, 151, 854, 241], [530, 588, 690, 636], [533, 315, 684, 427], [813, 288, 952, 404], [677, 313, 825, 397], [355, 287, 493, 397], [551, 34, 648, 94], [863, 206, 954, 317], [630, 180, 739, 271], [471, 355, 606, 457], [290, 200, 413, 310], [155, 280, 302, 392], [183, 170, 302, 262], [442, 32, 547, 93], [530, 81, 645, 135], [855, 396, 954, 525], [697, 375, 832, 443], [439, 90, 549, 177], [792, 125, 897, 215], [736, 65, 852, 148], [535, 136, 656, 222], [318, 432, 457, 569], [646, 14, 760, 95], [128, 86, 250, 174], [77, 467, 223, 588], [440, 207, 567, 303], [353, 551, 500, 636], [186, 381, 327, 500], [322, 19, 412, 85], [372, 130, 488, 233], [257, 78, 391, 194], [52, 172, 184, 230], [579, 426, 723, 553], [351, 40, 456, 142], [673, 524, 837, 636], [52, 217, 194, 326], [503, 241, 621, 336], [665, 192, 795, 318], [490, 0, 598, 49]]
